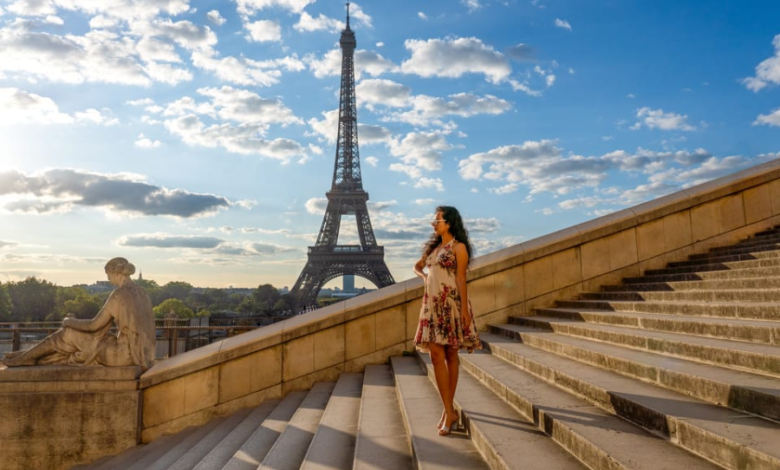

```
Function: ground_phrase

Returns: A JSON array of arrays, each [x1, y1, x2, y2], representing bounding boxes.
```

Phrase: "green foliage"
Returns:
[[160, 281, 194, 302], [63, 294, 103, 319], [196, 309, 211, 317], [55, 286, 90, 318], [253, 284, 281, 312], [7, 277, 57, 322], [153, 298, 194, 318], [0, 282, 12, 322]]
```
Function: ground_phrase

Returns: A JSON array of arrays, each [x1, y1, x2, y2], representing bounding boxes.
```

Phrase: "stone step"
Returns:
[[390, 356, 492, 470], [222, 390, 308, 470], [192, 400, 279, 470], [167, 409, 254, 470], [144, 417, 230, 470], [353, 365, 413, 470], [710, 239, 780, 253], [83, 427, 198, 470], [392, 356, 582, 470], [490, 324, 780, 421], [603, 275, 780, 291], [554, 298, 780, 321], [479, 331, 780, 470], [644, 256, 780, 277], [752, 226, 780, 237], [124, 426, 204, 470], [533, 307, 780, 344], [582, 288, 780, 303], [513, 315, 780, 377], [667, 250, 780, 269], [690, 244, 780, 259], [459, 350, 720, 470], [257, 382, 335, 470], [300, 373, 364, 470]]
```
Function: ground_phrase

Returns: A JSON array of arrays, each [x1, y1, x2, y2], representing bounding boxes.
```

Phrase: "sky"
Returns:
[[0, 0, 779, 289]]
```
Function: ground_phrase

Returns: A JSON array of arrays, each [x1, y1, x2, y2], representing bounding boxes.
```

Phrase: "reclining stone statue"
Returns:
[[2, 257, 156, 370]]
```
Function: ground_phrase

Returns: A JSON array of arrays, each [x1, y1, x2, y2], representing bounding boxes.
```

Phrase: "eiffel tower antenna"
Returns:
[[290, 4, 395, 311]]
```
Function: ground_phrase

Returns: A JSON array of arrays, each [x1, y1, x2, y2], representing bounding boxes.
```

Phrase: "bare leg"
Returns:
[[445, 345, 460, 423], [428, 344, 457, 435]]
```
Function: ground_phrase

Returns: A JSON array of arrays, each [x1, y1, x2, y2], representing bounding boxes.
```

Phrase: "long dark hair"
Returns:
[[422, 206, 474, 266]]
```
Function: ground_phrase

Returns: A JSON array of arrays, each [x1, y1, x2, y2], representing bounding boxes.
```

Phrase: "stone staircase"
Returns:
[[74, 227, 780, 470]]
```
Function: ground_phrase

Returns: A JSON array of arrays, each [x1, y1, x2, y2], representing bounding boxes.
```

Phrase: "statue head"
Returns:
[[105, 257, 136, 277]]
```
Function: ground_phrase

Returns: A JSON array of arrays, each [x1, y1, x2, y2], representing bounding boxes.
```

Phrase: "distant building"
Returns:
[[343, 275, 355, 293]]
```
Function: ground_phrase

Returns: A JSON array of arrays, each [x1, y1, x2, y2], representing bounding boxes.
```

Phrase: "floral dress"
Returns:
[[414, 239, 482, 353]]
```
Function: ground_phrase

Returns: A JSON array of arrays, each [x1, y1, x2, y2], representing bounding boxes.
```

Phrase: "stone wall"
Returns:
[[138, 158, 780, 442], [0, 366, 142, 470]]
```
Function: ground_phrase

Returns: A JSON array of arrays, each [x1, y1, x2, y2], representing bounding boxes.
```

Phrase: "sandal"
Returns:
[[438, 416, 458, 436]]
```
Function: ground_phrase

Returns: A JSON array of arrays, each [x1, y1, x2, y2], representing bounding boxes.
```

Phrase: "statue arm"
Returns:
[[63, 293, 116, 333]]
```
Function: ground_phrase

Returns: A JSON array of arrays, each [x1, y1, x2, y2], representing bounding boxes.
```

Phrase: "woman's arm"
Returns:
[[413, 255, 427, 280], [453, 243, 472, 330], [63, 293, 115, 333]]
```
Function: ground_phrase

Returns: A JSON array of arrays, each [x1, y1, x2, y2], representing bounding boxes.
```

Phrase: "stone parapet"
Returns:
[[137, 158, 780, 442], [0, 365, 142, 470]]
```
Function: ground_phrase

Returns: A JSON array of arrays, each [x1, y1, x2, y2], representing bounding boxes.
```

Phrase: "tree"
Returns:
[[160, 281, 193, 302], [153, 298, 194, 318], [0, 282, 12, 322], [253, 284, 281, 314], [7, 277, 57, 322], [137, 278, 163, 306], [55, 286, 90, 319], [63, 294, 103, 319]]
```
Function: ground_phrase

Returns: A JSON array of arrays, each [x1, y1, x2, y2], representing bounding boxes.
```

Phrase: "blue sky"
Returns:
[[0, 0, 779, 289]]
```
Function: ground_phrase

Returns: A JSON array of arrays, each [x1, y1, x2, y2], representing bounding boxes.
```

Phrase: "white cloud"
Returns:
[[191, 49, 304, 86], [0, 168, 230, 217], [414, 177, 444, 192], [632, 107, 696, 131], [555, 19, 572, 31], [754, 108, 780, 127], [0, 27, 151, 86], [0, 87, 73, 124], [164, 114, 306, 161], [356, 78, 412, 108], [387, 93, 512, 126], [308, 109, 391, 145], [742, 34, 780, 92], [245, 19, 281, 42], [389, 131, 455, 173], [305, 197, 327, 214], [74, 108, 119, 126], [294, 12, 343, 33], [418, 12, 428, 20], [306, 49, 397, 80], [207, 10, 226, 26], [414, 198, 435, 206], [234, 0, 315, 15], [135, 133, 162, 148], [401, 37, 511, 84], [365, 156, 379, 167], [126, 98, 154, 106], [462, 0, 481, 12]]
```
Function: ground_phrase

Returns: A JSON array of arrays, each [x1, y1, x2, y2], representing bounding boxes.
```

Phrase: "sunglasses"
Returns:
[[431, 219, 445, 226]]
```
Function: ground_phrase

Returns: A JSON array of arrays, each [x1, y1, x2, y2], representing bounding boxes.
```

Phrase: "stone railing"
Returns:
[[3, 158, 780, 470], [138, 158, 780, 442]]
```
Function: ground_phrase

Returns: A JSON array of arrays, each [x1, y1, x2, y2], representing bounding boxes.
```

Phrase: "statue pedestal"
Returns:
[[0, 365, 142, 470]]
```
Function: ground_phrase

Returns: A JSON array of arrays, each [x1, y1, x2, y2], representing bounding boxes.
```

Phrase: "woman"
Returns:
[[2, 257, 156, 370], [413, 206, 482, 436]]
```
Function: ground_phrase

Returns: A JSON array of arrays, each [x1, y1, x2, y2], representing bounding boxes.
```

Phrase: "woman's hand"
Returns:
[[413, 257, 427, 280], [462, 308, 472, 331]]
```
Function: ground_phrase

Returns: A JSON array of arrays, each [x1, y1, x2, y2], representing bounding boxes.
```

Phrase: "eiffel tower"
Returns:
[[291, 3, 395, 310]]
